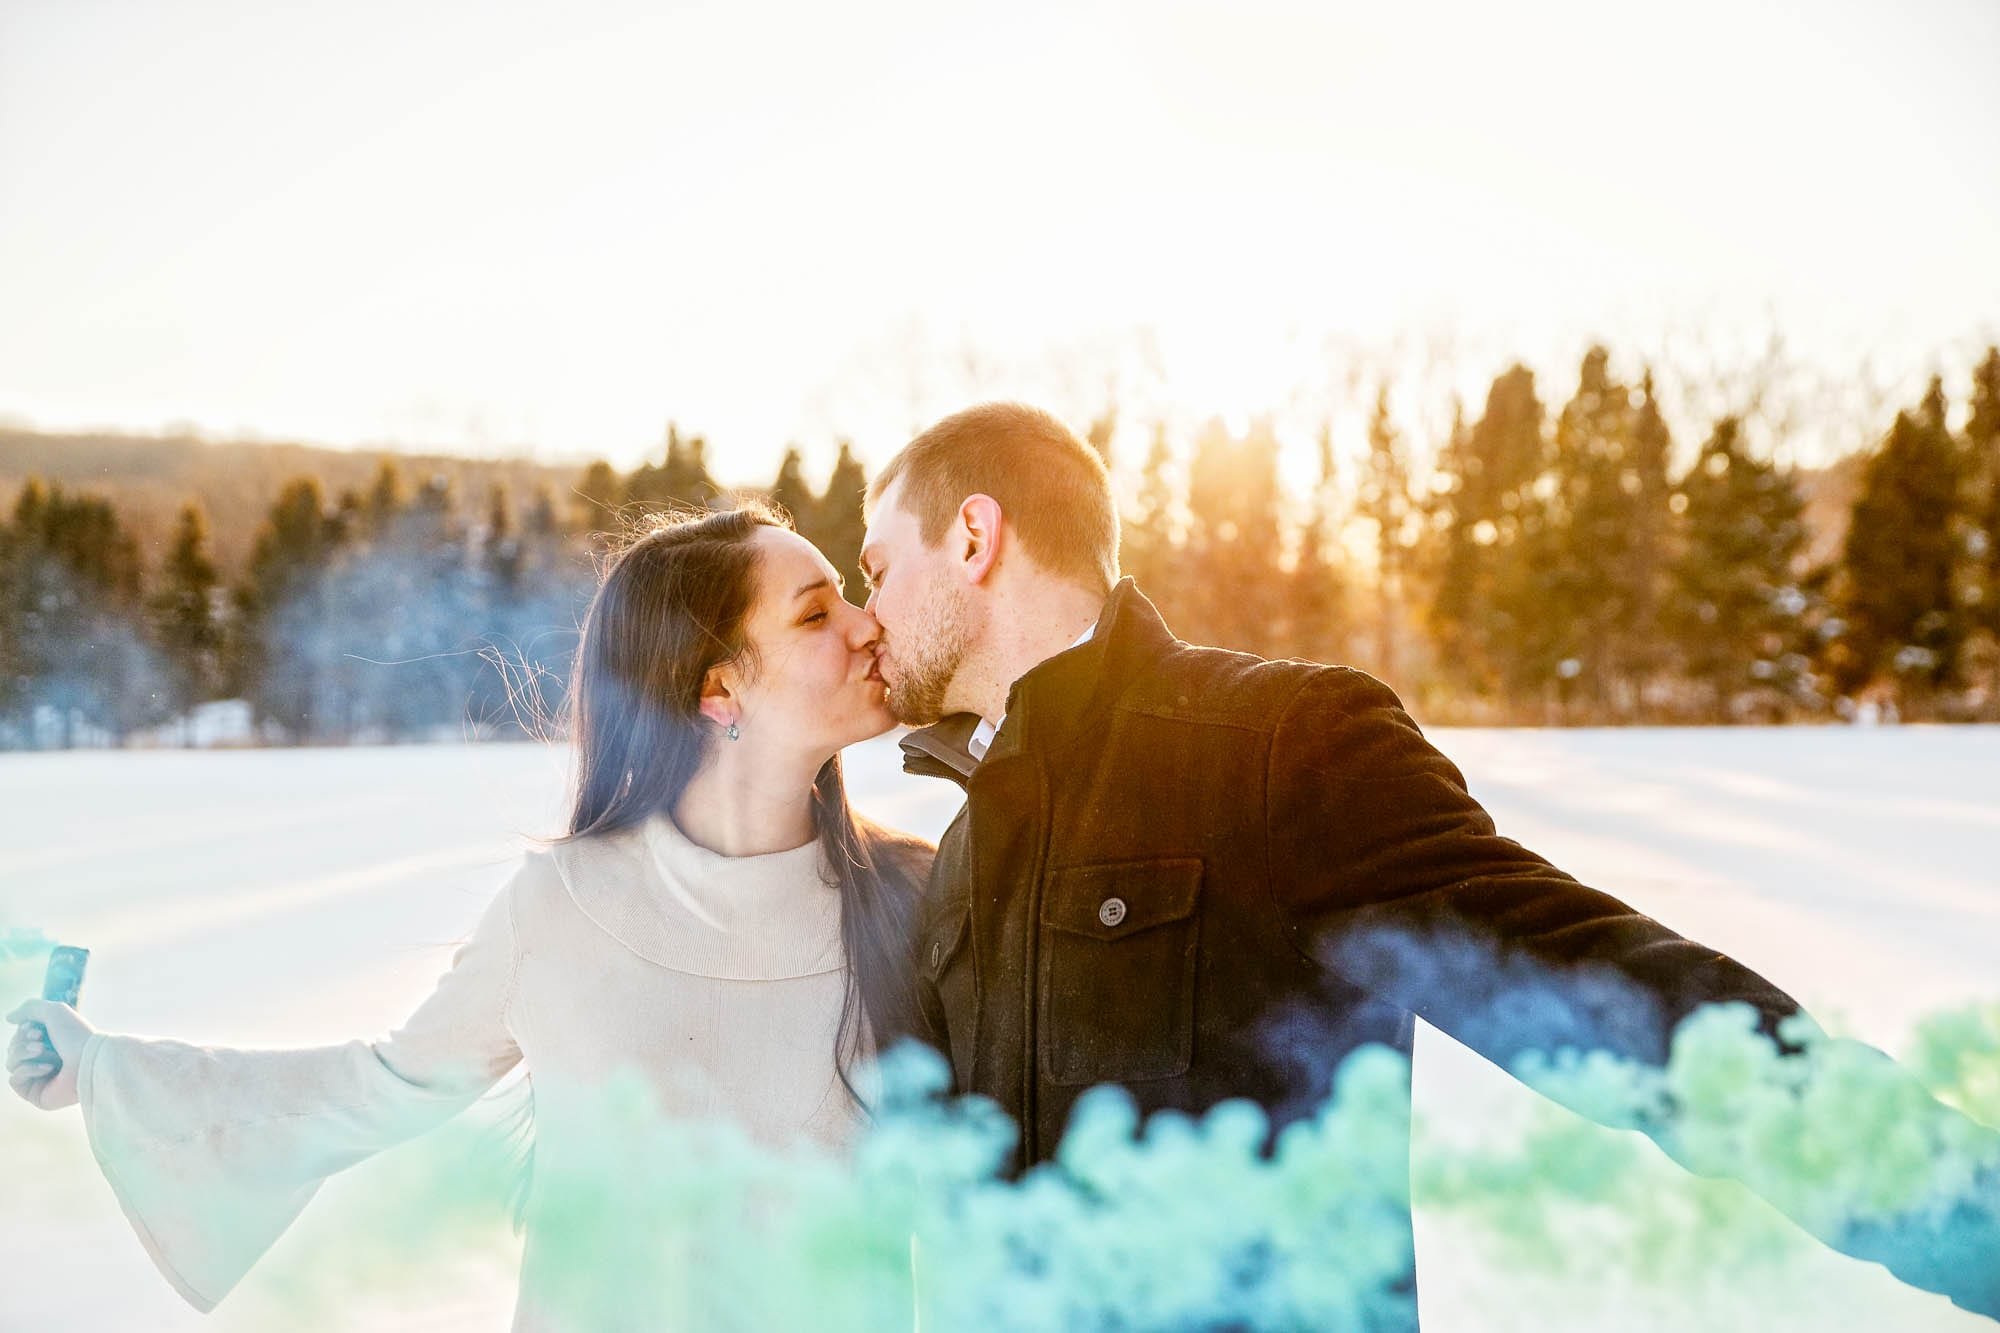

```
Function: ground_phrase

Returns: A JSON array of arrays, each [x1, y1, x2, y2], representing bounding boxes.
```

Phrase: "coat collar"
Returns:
[[898, 711, 982, 788], [898, 577, 1179, 784]]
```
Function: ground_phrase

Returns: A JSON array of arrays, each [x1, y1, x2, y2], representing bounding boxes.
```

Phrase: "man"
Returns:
[[860, 402, 1998, 1322]]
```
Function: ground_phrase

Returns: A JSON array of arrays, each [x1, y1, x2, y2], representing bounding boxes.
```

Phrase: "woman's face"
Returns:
[[725, 526, 895, 754]]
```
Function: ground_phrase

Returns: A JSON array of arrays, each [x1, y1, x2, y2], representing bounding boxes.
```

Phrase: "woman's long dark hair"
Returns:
[[488, 501, 925, 1228], [555, 501, 923, 1107]]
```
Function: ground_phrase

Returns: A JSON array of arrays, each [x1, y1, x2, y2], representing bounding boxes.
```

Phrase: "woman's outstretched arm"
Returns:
[[4, 854, 529, 1312]]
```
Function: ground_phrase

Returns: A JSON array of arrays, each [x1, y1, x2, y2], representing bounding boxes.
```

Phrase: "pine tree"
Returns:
[[1183, 417, 1285, 656], [624, 463, 666, 512], [528, 486, 560, 536], [8, 478, 46, 532], [1668, 418, 1809, 719], [572, 460, 624, 535], [38, 487, 143, 603], [364, 458, 405, 537], [1413, 399, 1466, 564], [1430, 366, 1546, 706], [1620, 370, 1675, 698], [1542, 346, 1649, 716], [525, 485, 560, 541], [1963, 349, 2000, 652], [818, 442, 869, 606], [0, 482, 41, 730], [473, 480, 593, 741], [3, 481, 156, 745], [331, 487, 364, 546], [482, 483, 523, 593], [665, 431, 720, 509], [625, 425, 720, 513], [233, 478, 342, 738], [412, 472, 454, 520], [770, 447, 817, 534], [1838, 378, 1970, 701], [1287, 421, 1348, 663], [149, 503, 223, 728], [1355, 385, 1413, 683], [1121, 423, 1183, 616], [1428, 401, 1480, 691]]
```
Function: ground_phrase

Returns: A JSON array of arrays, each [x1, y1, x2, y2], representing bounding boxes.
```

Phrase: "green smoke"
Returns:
[[65, 997, 1999, 1331], [0, 926, 57, 965]]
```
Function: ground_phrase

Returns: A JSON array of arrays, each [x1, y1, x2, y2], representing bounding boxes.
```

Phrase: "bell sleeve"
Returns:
[[74, 865, 526, 1312]]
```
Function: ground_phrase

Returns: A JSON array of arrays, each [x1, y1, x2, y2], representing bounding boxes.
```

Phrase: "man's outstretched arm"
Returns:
[[1262, 666, 1798, 1066], [1262, 665, 2000, 1318]]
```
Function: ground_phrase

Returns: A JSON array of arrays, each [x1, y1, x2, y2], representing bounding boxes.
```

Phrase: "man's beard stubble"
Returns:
[[881, 582, 974, 727]]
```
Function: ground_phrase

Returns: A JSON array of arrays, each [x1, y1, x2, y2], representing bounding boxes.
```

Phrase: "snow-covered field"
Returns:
[[1, 726, 1996, 1331]]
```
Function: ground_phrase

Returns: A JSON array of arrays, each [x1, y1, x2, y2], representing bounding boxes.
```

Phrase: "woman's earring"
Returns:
[[725, 722, 741, 741]]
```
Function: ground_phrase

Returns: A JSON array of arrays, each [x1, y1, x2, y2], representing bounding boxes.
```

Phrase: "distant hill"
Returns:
[[0, 430, 607, 576]]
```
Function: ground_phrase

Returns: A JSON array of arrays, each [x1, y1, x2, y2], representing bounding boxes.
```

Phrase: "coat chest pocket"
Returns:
[[1038, 858, 1203, 1087]]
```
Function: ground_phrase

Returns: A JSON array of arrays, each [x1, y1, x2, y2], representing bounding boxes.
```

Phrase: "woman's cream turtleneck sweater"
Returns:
[[74, 811, 886, 1327]]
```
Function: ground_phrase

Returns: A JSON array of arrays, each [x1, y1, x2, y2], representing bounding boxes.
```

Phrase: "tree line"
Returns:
[[2, 345, 1997, 748], [0, 427, 872, 747], [1124, 345, 2000, 725]]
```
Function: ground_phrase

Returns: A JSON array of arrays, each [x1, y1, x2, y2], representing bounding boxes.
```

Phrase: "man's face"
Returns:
[[861, 479, 978, 725]]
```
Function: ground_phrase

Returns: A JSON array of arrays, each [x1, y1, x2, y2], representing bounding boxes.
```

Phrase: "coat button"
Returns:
[[930, 941, 942, 970], [1098, 897, 1128, 928]]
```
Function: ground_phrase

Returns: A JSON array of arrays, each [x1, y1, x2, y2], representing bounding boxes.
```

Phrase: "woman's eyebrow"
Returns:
[[793, 577, 834, 599]]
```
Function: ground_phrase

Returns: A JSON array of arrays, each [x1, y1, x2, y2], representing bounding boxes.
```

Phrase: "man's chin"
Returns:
[[883, 685, 945, 728], [884, 696, 935, 727]]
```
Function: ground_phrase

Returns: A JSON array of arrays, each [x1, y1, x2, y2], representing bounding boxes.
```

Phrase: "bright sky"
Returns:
[[2, 0, 1996, 482]]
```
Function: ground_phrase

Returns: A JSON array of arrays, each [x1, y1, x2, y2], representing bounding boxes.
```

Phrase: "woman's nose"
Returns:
[[848, 604, 883, 649]]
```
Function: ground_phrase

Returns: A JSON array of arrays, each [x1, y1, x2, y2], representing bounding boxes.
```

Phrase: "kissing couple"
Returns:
[[11, 402, 2000, 1329]]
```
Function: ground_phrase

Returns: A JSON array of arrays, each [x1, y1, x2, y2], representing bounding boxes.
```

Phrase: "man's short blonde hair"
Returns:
[[869, 402, 1119, 594]]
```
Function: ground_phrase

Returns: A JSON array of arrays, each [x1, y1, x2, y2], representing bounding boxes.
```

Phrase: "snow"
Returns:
[[1, 726, 1995, 1331]]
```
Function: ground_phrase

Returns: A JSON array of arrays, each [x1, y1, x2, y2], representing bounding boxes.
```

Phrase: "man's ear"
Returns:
[[696, 663, 739, 730], [956, 494, 1004, 586]]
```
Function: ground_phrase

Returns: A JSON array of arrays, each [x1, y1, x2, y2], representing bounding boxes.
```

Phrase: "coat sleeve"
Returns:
[[1260, 665, 1800, 1071], [75, 862, 527, 1313], [1262, 667, 2000, 1318]]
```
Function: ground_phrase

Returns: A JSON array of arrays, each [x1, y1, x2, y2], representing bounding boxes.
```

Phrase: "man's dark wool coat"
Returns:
[[898, 577, 1805, 1315]]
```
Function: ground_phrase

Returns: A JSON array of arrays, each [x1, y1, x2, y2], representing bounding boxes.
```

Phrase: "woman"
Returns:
[[4, 501, 934, 1329]]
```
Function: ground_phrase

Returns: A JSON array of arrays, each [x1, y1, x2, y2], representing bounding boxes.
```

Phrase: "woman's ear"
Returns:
[[696, 663, 739, 731]]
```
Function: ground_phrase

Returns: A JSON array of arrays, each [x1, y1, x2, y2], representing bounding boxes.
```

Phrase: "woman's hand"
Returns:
[[5, 999, 96, 1111]]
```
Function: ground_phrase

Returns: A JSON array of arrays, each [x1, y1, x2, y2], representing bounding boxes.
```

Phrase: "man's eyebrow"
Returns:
[[858, 544, 880, 577]]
